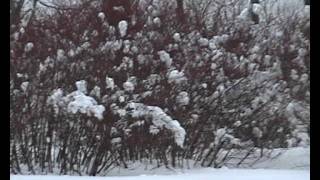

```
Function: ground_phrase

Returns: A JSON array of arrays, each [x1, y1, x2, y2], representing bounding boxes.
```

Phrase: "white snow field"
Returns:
[[11, 169, 309, 180]]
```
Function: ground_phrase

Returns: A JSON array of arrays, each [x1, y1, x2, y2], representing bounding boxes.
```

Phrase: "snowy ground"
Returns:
[[252, 147, 310, 169], [11, 169, 309, 180], [10, 147, 310, 179]]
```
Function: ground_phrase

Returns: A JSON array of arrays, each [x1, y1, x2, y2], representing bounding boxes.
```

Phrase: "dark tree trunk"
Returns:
[[102, 0, 133, 26], [305, 0, 310, 5], [176, 0, 185, 23], [10, 0, 25, 30]]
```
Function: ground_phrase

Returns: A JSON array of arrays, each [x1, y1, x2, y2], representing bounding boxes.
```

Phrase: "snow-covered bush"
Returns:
[[10, 0, 309, 175]]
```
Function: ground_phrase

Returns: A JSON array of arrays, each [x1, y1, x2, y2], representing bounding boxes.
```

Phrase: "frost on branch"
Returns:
[[126, 102, 186, 147]]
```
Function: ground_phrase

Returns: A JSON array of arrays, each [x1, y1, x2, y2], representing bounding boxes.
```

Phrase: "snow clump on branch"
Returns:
[[126, 102, 186, 147]]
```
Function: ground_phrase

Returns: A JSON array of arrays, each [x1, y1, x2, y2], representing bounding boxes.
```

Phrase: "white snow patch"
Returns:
[[24, 42, 34, 52], [158, 50, 172, 68], [47, 88, 64, 114], [20, 81, 29, 92], [90, 86, 101, 99], [98, 12, 105, 20], [47, 88, 105, 120], [173, 33, 181, 42], [19, 27, 25, 34], [76, 80, 87, 94], [123, 81, 135, 92], [153, 17, 161, 27], [106, 76, 115, 90], [118, 20, 128, 37], [66, 91, 105, 120], [111, 137, 122, 144], [198, 38, 209, 47], [56, 49, 66, 61], [167, 70, 186, 84], [252, 127, 263, 138], [176, 91, 190, 106]]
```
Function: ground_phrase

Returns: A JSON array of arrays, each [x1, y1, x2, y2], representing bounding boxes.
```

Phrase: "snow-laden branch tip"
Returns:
[[126, 102, 186, 147], [47, 81, 105, 120], [118, 20, 128, 37]]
